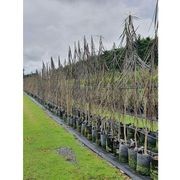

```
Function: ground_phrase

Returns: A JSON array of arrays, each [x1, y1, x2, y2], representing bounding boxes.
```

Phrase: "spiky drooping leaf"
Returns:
[[50, 57, 55, 70], [68, 46, 72, 65]]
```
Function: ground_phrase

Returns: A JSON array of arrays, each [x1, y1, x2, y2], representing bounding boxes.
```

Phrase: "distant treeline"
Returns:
[[101, 36, 158, 71], [24, 35, 158, 78]]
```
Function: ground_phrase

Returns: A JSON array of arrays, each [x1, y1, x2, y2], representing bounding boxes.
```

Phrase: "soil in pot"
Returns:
[[128, 148, 137, 170], [137, 153, 151, 176], [119, 144, 128, 163]]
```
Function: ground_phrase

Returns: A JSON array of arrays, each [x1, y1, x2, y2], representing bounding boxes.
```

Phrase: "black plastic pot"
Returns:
[[92, 129, 97, 142], [56, 109, 60, 116], [63, 113, 68, 123], [128, 148, 137, 170], [86, 125, 92, 134], [127, 126, 135, 140], [106, 135, 113, 152], [119, 144, 128, 163], [150, 156, 158, 180], [96, 131, 101, 146], [120, 124, 125, 139], [148, 132, 157, 149], [55, 109, 58, 116], [100, 134, 107, 148], [76, 118, 81, 132], [66, 116, 69, 124], [137, 153, 151, 176], [67, 117, 73, 127], [59, 110, 62, 118], [81, 123, 86, 135], [72, 117, 76, 129], [86, 125, 92, 140], [77, 110, 80, 117], [112, 140, 119, 156], [84, 126, 88, 137], [60, 109, 65, 118], [87, 133, 92, 140], [138, 129, 145, 146]]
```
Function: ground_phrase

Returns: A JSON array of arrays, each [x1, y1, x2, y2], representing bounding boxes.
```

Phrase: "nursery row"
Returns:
[[24, 14, 158, 179], [26, 92, 158, 179]]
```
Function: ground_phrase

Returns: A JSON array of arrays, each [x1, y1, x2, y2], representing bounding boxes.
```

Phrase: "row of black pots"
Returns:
[[35, 97, 157, 155], [119, 144, 158, 177], [66, 118, 158, 177], [127, 126, 157, 151], [79, 120, 157, 177], [29, 92, 158, 152], [27, 92, 158, 178], [27, 92, 157, 146]]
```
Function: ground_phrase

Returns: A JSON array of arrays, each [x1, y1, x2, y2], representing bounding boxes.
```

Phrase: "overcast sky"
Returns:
[[24, 0, 156, 74]]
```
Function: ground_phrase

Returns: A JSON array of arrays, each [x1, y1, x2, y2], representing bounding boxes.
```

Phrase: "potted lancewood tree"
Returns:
[[136, 96, 151, 176], [119, 14, 137, 164], [65, 47, 73, 126], [106, 42, 119, 153], [137, 4, 158, 174], [72, 44, 82, 132], [128, 90, 139, 170], [136, 66, 153, 176]]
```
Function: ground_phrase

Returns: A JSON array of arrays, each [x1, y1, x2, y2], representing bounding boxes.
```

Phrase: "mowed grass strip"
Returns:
[[23, 95, 129, 180]]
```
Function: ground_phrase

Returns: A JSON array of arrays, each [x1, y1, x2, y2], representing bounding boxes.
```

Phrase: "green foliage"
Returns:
[[99, 36, 158, 71], [136, 36, 151, 61], [135, 35, 158, 66], [150, 169, 158, 180], [128, 155, 137, 170], [101, 48, 125, 70], [136, 165, 150, 176], [62, 36, 158, 74]]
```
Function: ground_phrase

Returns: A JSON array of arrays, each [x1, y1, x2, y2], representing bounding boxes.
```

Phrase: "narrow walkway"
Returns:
[[28, 95, 151, 180]]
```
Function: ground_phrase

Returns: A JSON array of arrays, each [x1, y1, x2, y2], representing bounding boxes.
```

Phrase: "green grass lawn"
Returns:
[[23, 95, 129, 180]]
